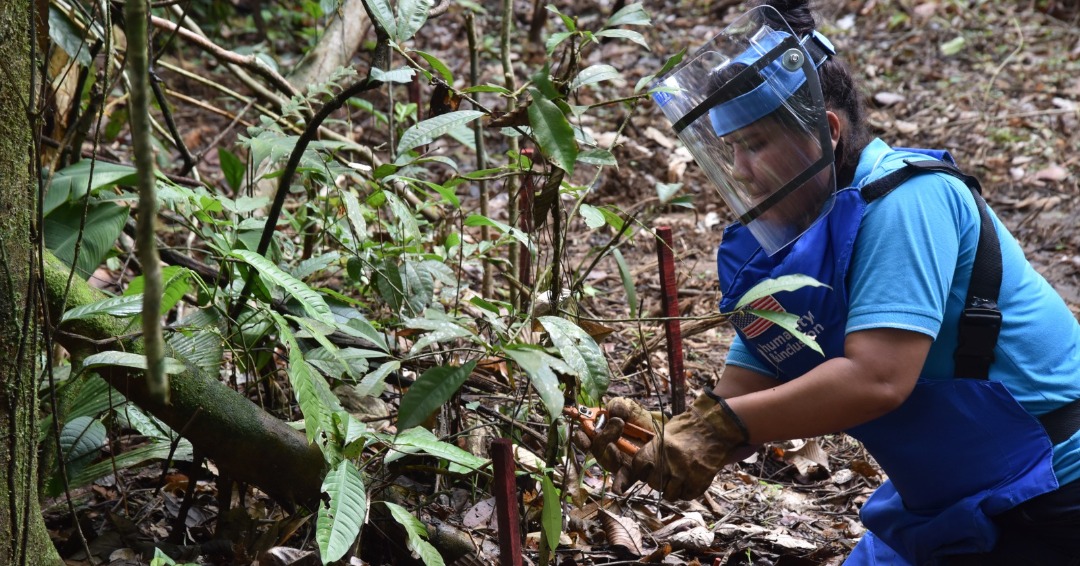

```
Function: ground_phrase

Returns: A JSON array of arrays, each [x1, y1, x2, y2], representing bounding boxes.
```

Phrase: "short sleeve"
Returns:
[[725, 334, 776, 376], [847, 173, 977, 338]]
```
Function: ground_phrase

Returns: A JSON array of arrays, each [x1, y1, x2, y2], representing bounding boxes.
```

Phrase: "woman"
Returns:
[[581, 1, 1080, 563]]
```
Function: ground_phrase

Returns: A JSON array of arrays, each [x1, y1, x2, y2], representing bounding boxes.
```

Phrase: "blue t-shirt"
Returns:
[[724, 138, 1080, 482]]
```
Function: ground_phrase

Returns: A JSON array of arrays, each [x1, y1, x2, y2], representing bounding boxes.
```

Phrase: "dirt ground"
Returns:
[[46, 0, 1080, 564]]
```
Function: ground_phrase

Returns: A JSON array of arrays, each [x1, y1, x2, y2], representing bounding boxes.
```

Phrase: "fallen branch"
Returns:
[[620, 313, 729, 375], [42, 252, 326, 506]]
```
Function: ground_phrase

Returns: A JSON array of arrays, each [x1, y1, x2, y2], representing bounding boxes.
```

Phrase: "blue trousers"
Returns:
[[846, 479, 1080, 565]]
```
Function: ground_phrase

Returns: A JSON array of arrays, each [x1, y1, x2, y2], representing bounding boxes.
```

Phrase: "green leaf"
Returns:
[[576, 148, 617, 167], [546, 31, 574, 55], [168, 309, 224, 379], [356, 360, 400, 397], [405, 316, 474, 355], [387, 427, 488, 472], [66, 438, 192, 496], [271, 313, 342, 443], [384, 502, 445, 566], [413, 51, 453, 83], [545, 5, 576, 31], [341, 190, 368, 246], [232, 249, 334, 324], [463, 214, 532, 250], [940, 36, 966, 57], [384, 191, 422, 244], [604, 2, 650, 27], [46, 160, 137, 215], [317, 460, 368, 564], [125, 266, 193, 315], [527, 92, 577, 175], [292, 251, 342, 281], [372, 66, 416, 84], [62, 294, 144, 323], [397, 110, 485, 155], [732, 275, 830, 311], [397, 361, 477, 430], [504, 347, 564, 421], [656, 182, 682, 204], [374, 257, 405, 313], [45, 201, 129, 279], [594, 28, 648, 50], [218, 148, 246, 192], [613, 249, 638, 319], [81, 351, 187, 374], [395, 0, 432, 42], [48, 6, 93, 66], [462, 84, 511, 95], [570, 64, 621, 91], [541, 475, 562, 552], [638, 48, 687, 92], [749, 308, 824, 356], [365, 0, 398, 39], [538, 316, 609, 403], [59, 416, 106, 464], [579, 204, 606, 230]]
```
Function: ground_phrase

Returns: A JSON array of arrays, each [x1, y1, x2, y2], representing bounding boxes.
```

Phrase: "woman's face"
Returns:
[[722, 114, 836, 232]]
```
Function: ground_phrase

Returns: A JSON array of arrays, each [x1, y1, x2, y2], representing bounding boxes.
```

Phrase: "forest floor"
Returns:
[[47, 0, 1080, 565]]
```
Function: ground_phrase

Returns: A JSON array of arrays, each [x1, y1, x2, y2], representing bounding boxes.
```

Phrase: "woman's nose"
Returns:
[[731, 148, 753, 184]]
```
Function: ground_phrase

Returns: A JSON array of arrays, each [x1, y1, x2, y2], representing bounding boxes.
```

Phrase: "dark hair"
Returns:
[[754, 0, 871, 187]]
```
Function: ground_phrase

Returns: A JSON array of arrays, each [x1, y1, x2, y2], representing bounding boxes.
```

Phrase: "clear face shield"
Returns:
[[652, 7, 837, 256]]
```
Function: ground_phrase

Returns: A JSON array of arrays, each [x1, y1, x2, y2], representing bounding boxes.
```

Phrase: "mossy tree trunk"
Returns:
[[0, 0, 64, 563]]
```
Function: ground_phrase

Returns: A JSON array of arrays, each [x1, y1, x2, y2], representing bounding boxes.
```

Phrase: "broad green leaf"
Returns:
[[638, 48, 687, 93], [594, 28, 648, 50], [940, 36, 966, 56], [397, 110, 485, 155], [340, 317, 390, 353], [374, 258, 405, 312], [292, 252, 342, 281], [45, 201, 129, 279], [541, 476, 562, 552], [372, 66, 416, 84], [62, 294, 144, 323], [317, 460, 368, 564], [413, 51, 453, 83], [218, 148, 246, 192], [365, 0, 398, 39], [656, 182, 682, 204], [405, 316, 474, 355], [579, 204, 606, 230], [504, 347, 564, 421], [125, 266, 193, 315], [272, 313, 341, 443], [527, 92, 577, 175], [114, 403, 174, 441], [386, 427, 488, 472], [81, 351, 187, 374], [397, 361, 477, 430], [340, 190, 368, 246], [291, 316, 360, 380], [59, 416, 106, 463], [463, 214, 531, 250], [395, 0, 432, 42], [384, 502, 445, 566], [168, 309, 224, 379], [613, 249, 638, 318], [384, 191, 421, 244], [749, 308, 824, 356], [546, 31, 574, 55], [232, 249, 334, 324], [576, 148, 617, 167], [570, 65, 621, 91], [732, 275, 830, 310], [48, 6, 93, 66], [67, 439, 192, 494], [45, 160, 137, 215], [538, 316, 609, 403], [356, 360, 400, 397], [462, 84, 511, 95], [604, 2, 650, 27], [401, 261, 436, 319], [545, 5, 576, 31]]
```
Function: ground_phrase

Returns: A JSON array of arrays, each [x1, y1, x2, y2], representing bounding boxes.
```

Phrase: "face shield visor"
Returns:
[[651, 6, 837, 256]]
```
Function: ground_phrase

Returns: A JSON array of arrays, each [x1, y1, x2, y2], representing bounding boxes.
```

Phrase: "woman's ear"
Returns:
[[826, 110, 842, 150]]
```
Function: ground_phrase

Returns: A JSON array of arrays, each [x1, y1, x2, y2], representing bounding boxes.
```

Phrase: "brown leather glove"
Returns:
[[572, 398, 662, 491], [630, 393, 750, 501]]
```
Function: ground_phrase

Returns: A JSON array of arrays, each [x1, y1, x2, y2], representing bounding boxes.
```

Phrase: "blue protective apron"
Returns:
[[716, 163, 1059, 564]]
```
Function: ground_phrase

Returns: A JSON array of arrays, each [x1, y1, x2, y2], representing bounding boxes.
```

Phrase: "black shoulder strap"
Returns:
[[859, 159, 1002, 380]]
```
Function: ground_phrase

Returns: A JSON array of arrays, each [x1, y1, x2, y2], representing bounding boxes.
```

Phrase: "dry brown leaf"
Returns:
[[597, 509, 645, 556], [1034, 164, 1069, 182]]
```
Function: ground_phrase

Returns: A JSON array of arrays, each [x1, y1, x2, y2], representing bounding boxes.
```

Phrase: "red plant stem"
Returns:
[[518, 148, 536, 288], [491, 439, 523, 566], [655, 226, 686, 415]]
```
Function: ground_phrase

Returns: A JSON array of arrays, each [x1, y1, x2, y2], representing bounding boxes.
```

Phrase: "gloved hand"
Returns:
[[572, 398, 662, 491], [589, 393, 750, 501]]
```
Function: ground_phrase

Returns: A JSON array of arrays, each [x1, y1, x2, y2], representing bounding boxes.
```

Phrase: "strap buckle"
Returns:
[[954, 303, 1002, 378]]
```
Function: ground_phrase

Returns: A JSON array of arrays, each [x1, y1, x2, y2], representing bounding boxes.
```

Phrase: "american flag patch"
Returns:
[[730, 295, 786, 338]]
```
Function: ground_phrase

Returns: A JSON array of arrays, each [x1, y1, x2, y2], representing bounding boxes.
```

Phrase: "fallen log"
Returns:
[[42, 252, 325, 507]]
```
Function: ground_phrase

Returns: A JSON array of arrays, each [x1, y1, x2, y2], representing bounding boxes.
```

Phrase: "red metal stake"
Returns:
[[655, 226, 686, 415], [490, 439, 523, 566]]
